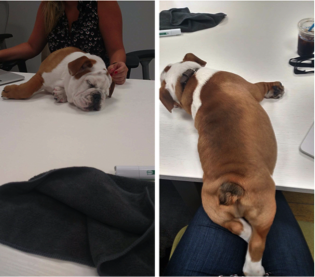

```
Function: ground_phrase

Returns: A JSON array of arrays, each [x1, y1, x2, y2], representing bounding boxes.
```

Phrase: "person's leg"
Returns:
[[262, 191, 314, 276], [164, 206, 247, 276], [164, 191, 314, 276]]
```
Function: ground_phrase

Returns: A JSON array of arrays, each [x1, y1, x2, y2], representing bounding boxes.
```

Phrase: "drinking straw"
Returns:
[[308, 23, 315, 32]]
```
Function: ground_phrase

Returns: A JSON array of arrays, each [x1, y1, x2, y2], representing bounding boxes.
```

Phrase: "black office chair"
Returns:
[[126, 49, 155, 80], [0, 1, 27, 72], [103, 49, 154, 80]]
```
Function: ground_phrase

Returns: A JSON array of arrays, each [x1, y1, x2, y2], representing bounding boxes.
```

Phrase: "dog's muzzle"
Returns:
[[90, 92, 102, 111]]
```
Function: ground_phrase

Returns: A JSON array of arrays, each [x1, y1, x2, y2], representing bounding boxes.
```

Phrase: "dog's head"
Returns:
[[160, 53, 206, 112], [67, 56, 115, 111]]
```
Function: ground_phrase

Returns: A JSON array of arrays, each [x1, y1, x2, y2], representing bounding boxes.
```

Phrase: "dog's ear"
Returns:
[[68, 56, 96, 77], [160, 82, 181, 112], [108, 79, 115, 98], [183, 53, 207, 67]]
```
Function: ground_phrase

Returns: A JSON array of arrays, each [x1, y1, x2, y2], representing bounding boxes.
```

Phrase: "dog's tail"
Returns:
[[218, 182, 245, 205]]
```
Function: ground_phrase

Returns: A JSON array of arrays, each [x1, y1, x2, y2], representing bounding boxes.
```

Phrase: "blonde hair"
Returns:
[[42, 1, 65, 34]]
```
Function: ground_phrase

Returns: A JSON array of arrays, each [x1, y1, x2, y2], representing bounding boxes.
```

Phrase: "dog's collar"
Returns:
[[180, 68, 199, 91]]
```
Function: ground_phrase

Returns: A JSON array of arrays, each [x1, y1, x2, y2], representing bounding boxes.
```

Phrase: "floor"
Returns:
[[282, 191, 314, 258]]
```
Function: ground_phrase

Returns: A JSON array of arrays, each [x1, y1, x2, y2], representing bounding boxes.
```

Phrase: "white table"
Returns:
[[0, 73, 154, 275], [160, 1, 314, 194]]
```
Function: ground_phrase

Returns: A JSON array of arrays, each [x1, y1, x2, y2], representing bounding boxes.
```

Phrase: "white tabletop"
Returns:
[[0, 73, 154, 275], [160, 1, 314, 193]]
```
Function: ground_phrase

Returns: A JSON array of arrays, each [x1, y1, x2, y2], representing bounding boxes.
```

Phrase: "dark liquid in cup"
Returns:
[[298, 35, 314, 56]]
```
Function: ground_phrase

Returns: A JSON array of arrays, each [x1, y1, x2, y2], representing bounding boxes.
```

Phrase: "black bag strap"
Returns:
[[289, 55, 314, 67], [289, 54, 314, 74]]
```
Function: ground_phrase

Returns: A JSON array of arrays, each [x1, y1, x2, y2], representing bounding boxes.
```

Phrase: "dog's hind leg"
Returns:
[[243, 197, 276, 276], [1, 73, 44, 99], [242, 225, 270, 276], [207, 207, 269, 276], [248, 81, 285, 102]]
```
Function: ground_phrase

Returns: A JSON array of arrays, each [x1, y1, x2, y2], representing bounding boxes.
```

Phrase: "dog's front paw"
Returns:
[[1, 84, 20, 99], [265, 82, 284, 99], [52, 87, 67, 103]]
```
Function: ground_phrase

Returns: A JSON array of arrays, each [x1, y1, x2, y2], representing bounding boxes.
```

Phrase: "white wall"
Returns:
[[5, 1, 155, 80]]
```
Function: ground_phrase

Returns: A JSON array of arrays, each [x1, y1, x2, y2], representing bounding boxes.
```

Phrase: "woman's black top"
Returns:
[[47, 1, 107, 59]]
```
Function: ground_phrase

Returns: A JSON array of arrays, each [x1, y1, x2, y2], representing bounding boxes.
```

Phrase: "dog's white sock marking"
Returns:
[[239, 218, 252, 243], [243, 248, 265, 276]]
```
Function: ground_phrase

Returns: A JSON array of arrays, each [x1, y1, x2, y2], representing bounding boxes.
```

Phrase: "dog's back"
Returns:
[[160, 53, 284, 275]]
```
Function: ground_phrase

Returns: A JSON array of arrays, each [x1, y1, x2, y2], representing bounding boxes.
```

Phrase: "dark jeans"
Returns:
[[164, 191, 314, 276]]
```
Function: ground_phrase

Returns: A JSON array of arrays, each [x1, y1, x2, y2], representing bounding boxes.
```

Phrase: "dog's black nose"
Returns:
[[92, 92, 101, 102], [91, 92, 101, 111]]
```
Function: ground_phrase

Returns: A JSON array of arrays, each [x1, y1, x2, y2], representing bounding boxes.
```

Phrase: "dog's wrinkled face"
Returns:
[[160, 53, 207, 112], [67, 56, 115, 111]]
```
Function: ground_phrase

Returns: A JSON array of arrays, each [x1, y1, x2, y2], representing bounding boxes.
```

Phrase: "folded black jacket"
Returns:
[[0, 167, 154, 276], [160, 7, 226, 32]]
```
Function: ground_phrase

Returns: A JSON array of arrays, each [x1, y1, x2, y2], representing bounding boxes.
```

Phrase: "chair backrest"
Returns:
[[0, 1, 9, 50], [0, 1, 9, 34]]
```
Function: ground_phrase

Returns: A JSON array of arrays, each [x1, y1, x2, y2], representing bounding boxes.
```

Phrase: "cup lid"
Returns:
[[298, 18, 314, 37]]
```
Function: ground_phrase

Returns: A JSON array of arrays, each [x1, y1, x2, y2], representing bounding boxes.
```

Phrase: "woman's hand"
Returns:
[[108, 62, 128, 85]]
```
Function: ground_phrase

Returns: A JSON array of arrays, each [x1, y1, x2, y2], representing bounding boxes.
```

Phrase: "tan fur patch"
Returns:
[[38, 47, 85, 74], [68, 57, 97, 79], [2, 73, 44, 99], [164, 65, 171, 72], [249, 231, 267, 262], [160, 80, 177, 112], [178, 75, 198, 115], [109, 79, 115, 98], [175, 77, 182, 102], [182, 53, 207, 67], [74, 69, 92, 79]]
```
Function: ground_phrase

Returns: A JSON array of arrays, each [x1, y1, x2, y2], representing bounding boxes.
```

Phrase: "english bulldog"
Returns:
[[1, 47, 115, 111], [160, 53, 285, 276]]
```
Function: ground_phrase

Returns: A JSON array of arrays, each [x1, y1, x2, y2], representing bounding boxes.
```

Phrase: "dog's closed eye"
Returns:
[[86, 80, 96, 88]]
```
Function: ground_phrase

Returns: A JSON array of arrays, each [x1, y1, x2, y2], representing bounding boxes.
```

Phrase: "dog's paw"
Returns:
[[1, 84, 20, 99], [243, 250, 265, 276], [265, 82, 284, 99], [52, 87, 67, 103], [243, 265, 265, 277]]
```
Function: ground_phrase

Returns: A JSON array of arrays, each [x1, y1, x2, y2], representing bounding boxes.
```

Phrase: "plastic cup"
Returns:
[[297, 18, 314, 56]]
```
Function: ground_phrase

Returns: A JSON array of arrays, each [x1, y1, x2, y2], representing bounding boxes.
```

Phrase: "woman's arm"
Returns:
[[97, 1, 128, 84], [0, 2, 48, 62]]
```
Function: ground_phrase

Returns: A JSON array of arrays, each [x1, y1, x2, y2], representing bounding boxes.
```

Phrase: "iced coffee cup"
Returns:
[[298, 18, 314, 56]]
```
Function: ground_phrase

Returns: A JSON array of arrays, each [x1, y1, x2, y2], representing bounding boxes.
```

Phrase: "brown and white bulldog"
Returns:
[[1, 47, 115, 111], [160, 53, 285, 276]]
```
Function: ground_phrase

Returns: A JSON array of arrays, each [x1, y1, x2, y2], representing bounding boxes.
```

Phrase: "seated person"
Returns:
[[0, 1, 127, 85], [164, 191, 314, 276]]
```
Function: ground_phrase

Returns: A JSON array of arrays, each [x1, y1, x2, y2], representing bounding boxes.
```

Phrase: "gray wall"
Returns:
[[119, 1, 155, 80], [6, 1, 41, 73], [5, 1, 155, 80]]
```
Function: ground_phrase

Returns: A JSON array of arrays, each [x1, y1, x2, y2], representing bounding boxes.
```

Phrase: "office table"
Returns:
[[160, 1, 314, 193], [0, 73, 154, 275]]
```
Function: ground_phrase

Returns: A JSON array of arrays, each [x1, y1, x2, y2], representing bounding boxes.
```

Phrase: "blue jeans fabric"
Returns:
[[164, 191, 314, 276]]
